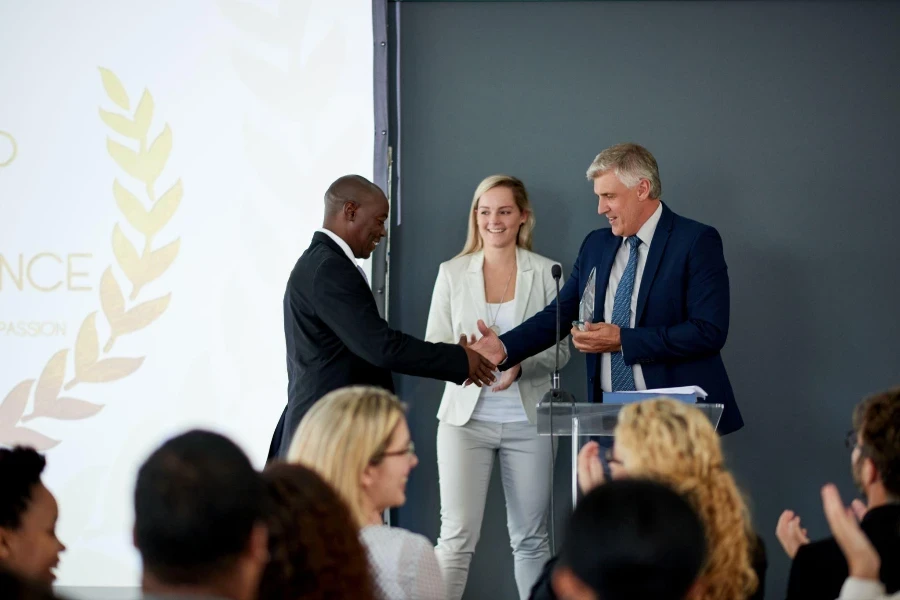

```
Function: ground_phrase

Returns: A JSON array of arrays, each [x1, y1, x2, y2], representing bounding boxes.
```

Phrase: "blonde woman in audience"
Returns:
[[288, 386, 444, 600], [576, 398, 764, 600]]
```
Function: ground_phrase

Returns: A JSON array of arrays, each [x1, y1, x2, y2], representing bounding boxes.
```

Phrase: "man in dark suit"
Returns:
[[269, 175, 496, 459], [776, 387, 900, 599], [471, 143, 743, 434]]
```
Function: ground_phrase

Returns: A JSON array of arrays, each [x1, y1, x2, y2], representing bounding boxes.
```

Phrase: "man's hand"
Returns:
[[776, 509, 810, 559], [571, 322, 622, 354], [469, 319, 507, 365], [492, 364, 520, 392], [822, 483, 880, 580], [459, 333, 495, 387], [577, 441, 606, 495], [850, 498, 868, 522]]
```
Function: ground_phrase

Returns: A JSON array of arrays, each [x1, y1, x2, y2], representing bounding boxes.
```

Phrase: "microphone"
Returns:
[[544, 262, 574, 422]]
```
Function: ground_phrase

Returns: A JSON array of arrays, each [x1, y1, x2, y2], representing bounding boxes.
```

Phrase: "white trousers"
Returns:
[[434, 419, 555, 600]]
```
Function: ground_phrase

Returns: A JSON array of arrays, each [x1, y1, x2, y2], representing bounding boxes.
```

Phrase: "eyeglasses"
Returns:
[[604, 448, 622, 466], [376, 441, 416, 462]]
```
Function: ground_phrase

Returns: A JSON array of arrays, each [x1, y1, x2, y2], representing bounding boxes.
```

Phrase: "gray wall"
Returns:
[[387, 2, 900, 599]]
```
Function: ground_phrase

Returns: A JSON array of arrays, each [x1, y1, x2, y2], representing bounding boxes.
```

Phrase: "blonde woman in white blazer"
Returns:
[[425, 175, 570, 600]]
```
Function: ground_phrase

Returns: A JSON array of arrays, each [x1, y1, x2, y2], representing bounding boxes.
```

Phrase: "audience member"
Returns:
[[259, 462, 376, 600], [551, 479, 707, 600], [288, 386, 445, 600], [822, 483, 900, 600], [560, 398, 764, 600], [777, 387, 900, 598], [0, 447, 65, 586], [133, 430, 268, 600]]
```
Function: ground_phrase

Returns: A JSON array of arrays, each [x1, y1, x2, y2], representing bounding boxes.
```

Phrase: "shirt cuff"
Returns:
[[500, 341, 508, 365], [838, 577, 886, 600]]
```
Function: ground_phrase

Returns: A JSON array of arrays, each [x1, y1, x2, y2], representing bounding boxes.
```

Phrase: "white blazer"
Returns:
[[425, 247, 571, 426]]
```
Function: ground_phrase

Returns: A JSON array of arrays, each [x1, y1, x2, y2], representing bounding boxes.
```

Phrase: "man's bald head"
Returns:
[[321, 175, 389, 260], [324, 175, 385, 218]]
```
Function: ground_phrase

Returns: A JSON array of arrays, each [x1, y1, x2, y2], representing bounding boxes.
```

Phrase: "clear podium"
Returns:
[[536, 400, 724, 507]]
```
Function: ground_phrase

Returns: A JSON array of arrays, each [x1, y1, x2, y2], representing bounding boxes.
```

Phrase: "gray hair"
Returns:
[[585, 143, 662, 199]]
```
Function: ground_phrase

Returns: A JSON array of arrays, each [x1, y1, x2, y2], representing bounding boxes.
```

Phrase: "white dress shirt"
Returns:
[[600, 202, 663, 393], [317, 227, 369, 285]]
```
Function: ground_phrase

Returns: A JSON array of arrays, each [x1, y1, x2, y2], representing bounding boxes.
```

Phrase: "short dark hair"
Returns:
[[323, 175, 383, 218], [853, 386, 900, 496], [259, 463, 375, 600], [0, 447, 46, 530], [558, 479, 707, 600], [133, 430, 265, 584]]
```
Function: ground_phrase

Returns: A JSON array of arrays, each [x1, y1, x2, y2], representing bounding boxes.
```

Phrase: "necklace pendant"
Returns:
[[489, 325, 501, 336]]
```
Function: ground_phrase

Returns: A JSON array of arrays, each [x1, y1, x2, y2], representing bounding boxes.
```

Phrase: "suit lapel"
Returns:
[[512, 247, 534, 325], [313, 231, 373, 296], [635, 204, 675, 324], [466, 252, 490, 325], [593, 235, 622, 322]]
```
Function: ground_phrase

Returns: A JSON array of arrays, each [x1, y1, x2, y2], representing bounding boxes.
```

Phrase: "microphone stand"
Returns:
[[542, 264, 575, 554]]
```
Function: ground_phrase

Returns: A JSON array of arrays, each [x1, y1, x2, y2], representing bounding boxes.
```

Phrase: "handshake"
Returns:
[[459, 319, 515, 391]]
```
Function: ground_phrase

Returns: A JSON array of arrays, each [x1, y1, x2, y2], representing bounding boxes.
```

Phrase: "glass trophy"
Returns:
[[574, 266, 596, 331]]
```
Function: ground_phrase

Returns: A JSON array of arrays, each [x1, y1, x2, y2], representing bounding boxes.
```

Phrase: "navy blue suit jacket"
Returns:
[[500, 203, 743, 434]]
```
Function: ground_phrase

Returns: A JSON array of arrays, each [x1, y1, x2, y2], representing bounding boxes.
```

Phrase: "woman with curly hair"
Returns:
[[578, 398, 765, 600], [259, 462, 376, 600]]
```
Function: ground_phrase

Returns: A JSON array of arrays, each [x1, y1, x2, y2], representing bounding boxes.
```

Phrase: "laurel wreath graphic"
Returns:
[[0, 68, 180, 450], [0, 131, 16, 168]]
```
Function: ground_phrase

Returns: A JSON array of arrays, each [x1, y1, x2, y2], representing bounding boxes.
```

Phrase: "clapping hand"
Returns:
[[821, 483, 879, 580], [577, 441, 606, 495], [776, 509, 810, 559]]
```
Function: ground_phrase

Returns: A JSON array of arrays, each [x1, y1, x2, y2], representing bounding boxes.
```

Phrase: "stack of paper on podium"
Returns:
[[602, 386, 707, 404]]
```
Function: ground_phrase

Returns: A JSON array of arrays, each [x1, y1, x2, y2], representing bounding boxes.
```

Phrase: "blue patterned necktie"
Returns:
[[610, 236, 641, 391]]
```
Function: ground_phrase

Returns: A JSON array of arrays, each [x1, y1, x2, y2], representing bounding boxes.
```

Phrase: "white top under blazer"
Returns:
[[425, 247, 571, 426]]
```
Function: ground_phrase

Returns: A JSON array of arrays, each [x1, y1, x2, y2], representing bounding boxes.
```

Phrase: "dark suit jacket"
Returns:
[[500, 203, 743, 434], [786, 503, 900, 599], [268, 232, 469, 459]]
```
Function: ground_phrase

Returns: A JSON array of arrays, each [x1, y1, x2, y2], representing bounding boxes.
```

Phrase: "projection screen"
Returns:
[[0, 0, 374, 588]]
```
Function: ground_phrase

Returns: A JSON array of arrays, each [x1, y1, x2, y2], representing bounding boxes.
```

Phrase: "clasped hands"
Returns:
[[462, 319, 622, 388], [459, 320, 517, 391]]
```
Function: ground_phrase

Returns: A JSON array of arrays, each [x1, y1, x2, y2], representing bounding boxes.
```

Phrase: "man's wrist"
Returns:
[[848, 560, 881, 581]]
